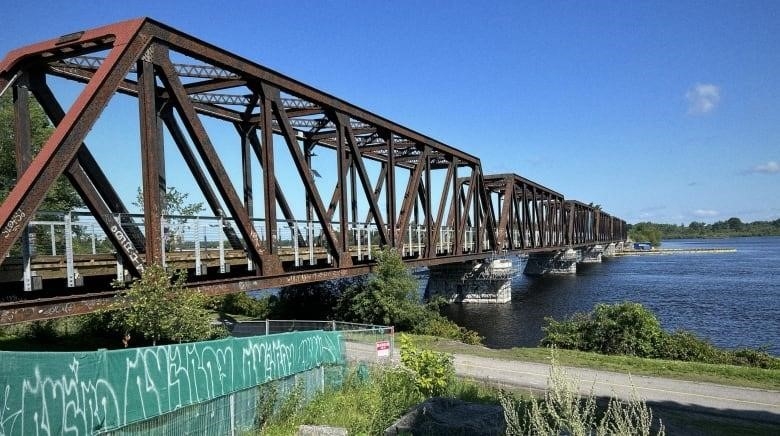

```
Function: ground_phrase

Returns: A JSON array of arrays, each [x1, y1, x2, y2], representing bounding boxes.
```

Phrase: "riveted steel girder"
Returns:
[[0, 18, 625, 322]]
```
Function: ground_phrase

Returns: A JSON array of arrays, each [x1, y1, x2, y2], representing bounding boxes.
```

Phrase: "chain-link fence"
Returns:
[[100, 365, 337, 436]]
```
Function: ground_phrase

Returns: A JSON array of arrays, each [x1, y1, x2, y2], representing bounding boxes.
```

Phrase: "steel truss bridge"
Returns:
[[0, 18, 626, 324]]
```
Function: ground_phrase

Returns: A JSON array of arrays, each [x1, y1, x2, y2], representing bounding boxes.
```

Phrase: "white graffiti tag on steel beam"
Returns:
[[2, 209, 26, 238], [110, 224, 144, 272]]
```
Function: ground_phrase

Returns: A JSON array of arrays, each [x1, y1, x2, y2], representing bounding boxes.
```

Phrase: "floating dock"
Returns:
[[614, 247, 736, 256]]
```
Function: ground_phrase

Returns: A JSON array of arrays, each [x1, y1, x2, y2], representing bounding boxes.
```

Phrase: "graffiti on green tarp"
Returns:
[[0, 330, 343, 435]]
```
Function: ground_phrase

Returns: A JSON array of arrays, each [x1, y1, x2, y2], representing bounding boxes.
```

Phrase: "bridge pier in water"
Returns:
[[524, 249, 579, 275], [578, 245, 604, 264], [427, 259, 516, 303]]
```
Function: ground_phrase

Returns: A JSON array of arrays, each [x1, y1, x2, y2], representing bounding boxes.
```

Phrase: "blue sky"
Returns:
[[1, 0, 778, 224]]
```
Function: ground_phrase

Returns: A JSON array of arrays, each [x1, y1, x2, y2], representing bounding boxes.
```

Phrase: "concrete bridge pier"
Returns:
[[426, 259, 516, 303], [603, 242, 618, 257], [579, 244, 604, 264], [523, 248, 578, 275]]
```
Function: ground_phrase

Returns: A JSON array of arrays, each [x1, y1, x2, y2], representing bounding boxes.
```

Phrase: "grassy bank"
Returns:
[[412, 335, 780, 390]]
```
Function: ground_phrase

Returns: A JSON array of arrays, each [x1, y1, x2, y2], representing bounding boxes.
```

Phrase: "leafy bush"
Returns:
[[399, 334, 455, 397], [25, 320, 59, 342], [413, 315, 484, 345], [543, 302, 664, 357], [542, 302, 780, 369], [584, 302, 663, 356], [728, 347, 778, 369], [219, 292, 271, 318], [657, 330, 722, 362], [541, 312, 588, 350], [337, 248, 421, 329], [107, 265, 213, 346]]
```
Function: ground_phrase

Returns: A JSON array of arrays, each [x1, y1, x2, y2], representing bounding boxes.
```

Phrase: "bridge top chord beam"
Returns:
[[483, 173, 564, 200]]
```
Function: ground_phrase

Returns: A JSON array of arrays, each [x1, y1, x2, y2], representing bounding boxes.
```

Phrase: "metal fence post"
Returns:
[[407, 225, 412, 256], [356, 226, 361, 260], [265, 319, 270, 335], [219, 217, 226, 274], [229, 392, 236, 436], [21, 223, 32, 292], [50, 223, 56, 255], [116, 252, 125, 283], [293, 224, 300, 267], [367, 226, 372, 260], [195, 217, 202, 275], [417, 225, 422, 255], [91, 223, 97, 254], [64, 213, 75, 287], [308, 223, 314, 265]]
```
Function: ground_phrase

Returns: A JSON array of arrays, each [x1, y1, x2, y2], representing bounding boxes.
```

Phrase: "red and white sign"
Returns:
[[375, 340, 391, 358]]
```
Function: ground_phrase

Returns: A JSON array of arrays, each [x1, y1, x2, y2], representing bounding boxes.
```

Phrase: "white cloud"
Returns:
[[692, 209, 719, 217], [750, 160, 780, 174], [685, 83, 720, 115]]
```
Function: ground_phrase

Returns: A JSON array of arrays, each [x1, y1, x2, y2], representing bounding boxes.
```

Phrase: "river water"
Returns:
[[443, 237, 780, 355]]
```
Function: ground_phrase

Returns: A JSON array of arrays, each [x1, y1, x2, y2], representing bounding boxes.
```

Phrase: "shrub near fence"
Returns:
[[0, 331, 344, 435]]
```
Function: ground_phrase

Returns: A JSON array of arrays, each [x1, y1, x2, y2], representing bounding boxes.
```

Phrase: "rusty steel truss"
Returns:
[[0, 18, 626, 323]]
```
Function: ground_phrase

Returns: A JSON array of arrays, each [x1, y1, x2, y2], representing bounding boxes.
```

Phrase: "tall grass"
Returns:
[[500, 357, 665, 435]]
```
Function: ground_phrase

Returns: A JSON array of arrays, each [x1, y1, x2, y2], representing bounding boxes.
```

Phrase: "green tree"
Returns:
[[0, 92, 83, 211], [134, 186, 205, 250], [108, 265, 213, 346], [628, 222, 662, 247], [726, 217, 743, 231], [272, 278, 358, 320], [337, 247, 424, 329]]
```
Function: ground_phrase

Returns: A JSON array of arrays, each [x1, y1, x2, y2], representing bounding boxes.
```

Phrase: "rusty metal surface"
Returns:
[[0, 17, 627, 324]]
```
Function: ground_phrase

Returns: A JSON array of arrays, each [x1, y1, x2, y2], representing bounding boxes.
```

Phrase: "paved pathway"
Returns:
[[345, 341, 780, 424]]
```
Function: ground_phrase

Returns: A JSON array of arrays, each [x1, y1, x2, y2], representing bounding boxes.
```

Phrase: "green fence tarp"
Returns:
[[0, 330, 343, 435]]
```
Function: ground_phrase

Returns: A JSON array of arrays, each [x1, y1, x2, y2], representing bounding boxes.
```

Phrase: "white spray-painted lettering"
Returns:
[[2, 209, 26, 238], [110, 224, 144, 272]]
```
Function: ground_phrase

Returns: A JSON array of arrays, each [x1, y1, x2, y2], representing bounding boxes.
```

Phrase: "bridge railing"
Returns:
[[8, 211, 502, 291]]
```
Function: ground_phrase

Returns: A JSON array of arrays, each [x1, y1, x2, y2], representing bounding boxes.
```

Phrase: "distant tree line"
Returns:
[[629, 217, 780, 244]]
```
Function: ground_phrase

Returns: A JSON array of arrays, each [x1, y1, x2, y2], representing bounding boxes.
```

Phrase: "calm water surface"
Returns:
[[443, 237, 780, 355]]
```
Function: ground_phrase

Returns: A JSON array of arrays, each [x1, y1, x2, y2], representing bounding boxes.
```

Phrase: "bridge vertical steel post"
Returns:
[[138, 53, 165, 265], [385, 131, 397, 248], [335, 112, 349, 256], [240, 122, 254, 269], [350, 155, 358, 244], [259, 88, 277, 255], [424, 153, 433, 257], [13, 74, 33, 291], [451, 159, 460, 254]]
